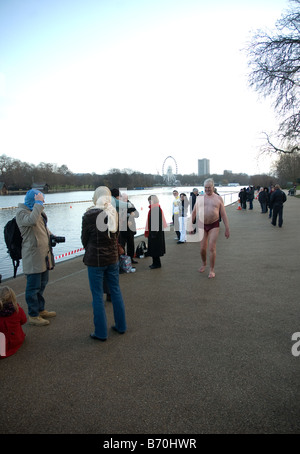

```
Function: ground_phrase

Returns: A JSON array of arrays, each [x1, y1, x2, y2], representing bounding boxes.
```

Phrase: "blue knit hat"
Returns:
[[24, 189, 44, 210]]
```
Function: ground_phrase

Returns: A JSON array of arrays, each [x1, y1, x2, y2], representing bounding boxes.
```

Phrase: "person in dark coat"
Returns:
[[270, 184, 287, 227], [239, 188, 247, 210], [267, 185, 275, 219], [81, 186, 127, 341], [144, 195, 167, 269], [247, 186, 254, 210], [190, 188, 199, 212], [258, 187, 268, 213], [190, 188, 199, 233], [118, 193, 139, 264]]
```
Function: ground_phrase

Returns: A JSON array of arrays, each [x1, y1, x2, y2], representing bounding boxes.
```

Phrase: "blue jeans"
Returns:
[[25, 270, 49, 317], [87, 263, 127, 339]]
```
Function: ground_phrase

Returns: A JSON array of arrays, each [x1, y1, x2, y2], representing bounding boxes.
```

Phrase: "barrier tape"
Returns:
[[54, 248, 85, 260]]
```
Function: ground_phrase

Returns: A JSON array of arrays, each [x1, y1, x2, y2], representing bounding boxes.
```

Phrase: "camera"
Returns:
[[50, 234, 66, 247]]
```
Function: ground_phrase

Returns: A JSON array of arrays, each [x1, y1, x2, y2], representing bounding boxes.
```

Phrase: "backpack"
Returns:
[[4, 217, 22, 278], [135, 240, 147, 258]]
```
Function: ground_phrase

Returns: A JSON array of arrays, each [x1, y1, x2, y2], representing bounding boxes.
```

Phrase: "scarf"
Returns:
[[0, 301, 16, 317], [144, 203, 168, 238], [92, 186, 118, 238]]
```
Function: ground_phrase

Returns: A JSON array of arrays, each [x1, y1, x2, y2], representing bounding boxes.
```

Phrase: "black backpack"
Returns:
[[4, 217, 22, 278]]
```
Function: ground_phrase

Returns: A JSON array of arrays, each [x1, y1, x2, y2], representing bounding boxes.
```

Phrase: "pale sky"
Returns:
[[0, 0, 290, 177]]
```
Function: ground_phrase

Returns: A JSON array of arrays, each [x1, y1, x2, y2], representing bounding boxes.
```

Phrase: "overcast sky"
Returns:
[[0, 0, 290, 177]]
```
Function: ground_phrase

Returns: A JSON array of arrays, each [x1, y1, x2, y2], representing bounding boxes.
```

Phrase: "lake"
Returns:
[[0, 186, 240, 280]]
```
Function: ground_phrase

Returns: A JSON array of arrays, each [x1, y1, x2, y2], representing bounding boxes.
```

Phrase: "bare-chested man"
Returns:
[[192, 178, 230, 278]]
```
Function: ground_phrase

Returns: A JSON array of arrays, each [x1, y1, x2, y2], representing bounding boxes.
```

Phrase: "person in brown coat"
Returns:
[[81, 186, 127, 341]]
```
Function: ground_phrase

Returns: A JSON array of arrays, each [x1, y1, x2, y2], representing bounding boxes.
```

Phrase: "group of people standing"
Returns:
[[1, 180, 230, 356], [239, 184, 287, 228], [238, 186, 255, 210], [172, 189, 190, 243], [172, 187, 203, 243], [0, 186, 169, 353], [257, 184, 287, 227]]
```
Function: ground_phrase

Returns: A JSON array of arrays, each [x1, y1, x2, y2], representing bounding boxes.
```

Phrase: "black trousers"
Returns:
[[152, 256, 161, 267], [272, 205, 283, 227], [119, 230, 135, 258]]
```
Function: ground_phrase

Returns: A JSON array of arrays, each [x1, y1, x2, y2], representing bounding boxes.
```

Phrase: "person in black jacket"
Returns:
[[270, 184, 287, 227], [144, 195, 167, 269], [190, 188, 199, 212], [239, 188, 247, 210], [81, 186, 127, 341], [258, 187, 268, 213], [118, 193, 139, 264], [247, 186, 254, 210]]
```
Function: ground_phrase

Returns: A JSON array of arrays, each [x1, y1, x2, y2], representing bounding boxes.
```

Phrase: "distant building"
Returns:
[[31, 183, 49, 193], [0, 182, 8, 195], [198, 159, 210, 176]]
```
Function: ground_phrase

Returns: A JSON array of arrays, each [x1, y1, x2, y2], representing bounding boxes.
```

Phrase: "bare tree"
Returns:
[[274, 151, 300, 184], [246, 0, 300, 153]]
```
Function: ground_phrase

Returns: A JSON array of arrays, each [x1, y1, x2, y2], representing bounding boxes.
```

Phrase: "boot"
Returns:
[[29, 316, 50, 326], [39, 310, 56, 318]]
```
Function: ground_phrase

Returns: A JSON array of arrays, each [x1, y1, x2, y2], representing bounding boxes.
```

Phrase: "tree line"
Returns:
[[1, 153, 294, 192]]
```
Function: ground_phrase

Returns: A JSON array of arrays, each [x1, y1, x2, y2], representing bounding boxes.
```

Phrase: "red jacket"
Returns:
[[0, 304, 27, 358]]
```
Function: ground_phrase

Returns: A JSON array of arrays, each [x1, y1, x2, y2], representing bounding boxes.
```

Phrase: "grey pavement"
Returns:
[[0, 194, 299, 434]]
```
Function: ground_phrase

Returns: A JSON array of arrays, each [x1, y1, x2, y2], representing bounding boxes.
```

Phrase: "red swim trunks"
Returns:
[[204, 220, 220, 233]]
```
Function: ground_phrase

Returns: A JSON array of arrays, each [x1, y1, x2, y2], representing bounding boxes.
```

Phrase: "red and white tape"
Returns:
[[55, 248, 85, 260]]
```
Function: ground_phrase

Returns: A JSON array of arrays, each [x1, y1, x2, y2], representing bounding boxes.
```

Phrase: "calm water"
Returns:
[[0, 187, 240, 280]]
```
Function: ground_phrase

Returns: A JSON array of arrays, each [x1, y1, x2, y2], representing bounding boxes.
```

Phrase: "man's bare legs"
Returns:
[[198, 227, 219, 278], [199, 231, 208, 273]]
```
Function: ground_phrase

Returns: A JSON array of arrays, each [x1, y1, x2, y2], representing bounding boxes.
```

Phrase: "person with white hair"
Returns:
[[192, 178, 230, 278], [81, 186, 127, 341]]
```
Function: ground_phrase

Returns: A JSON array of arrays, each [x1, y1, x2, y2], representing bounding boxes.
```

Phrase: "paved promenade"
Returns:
[[1, 194, 299, 434]]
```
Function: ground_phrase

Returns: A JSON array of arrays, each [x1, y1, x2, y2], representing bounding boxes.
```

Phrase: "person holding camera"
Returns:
[[16, 189, 57, 326]]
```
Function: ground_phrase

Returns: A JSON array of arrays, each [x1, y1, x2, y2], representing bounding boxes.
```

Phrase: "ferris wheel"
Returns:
[[162, 156, 178, 176]]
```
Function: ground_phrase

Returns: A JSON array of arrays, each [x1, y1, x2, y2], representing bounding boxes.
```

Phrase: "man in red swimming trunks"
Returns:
[[192, 178, 230, 278]]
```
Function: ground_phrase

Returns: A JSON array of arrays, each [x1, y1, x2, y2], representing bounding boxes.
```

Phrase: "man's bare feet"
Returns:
[[208, 271, 215, 279], [198, 265, 206, 273]]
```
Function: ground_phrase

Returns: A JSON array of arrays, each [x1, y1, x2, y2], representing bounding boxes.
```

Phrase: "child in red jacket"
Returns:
[[0, 286, 27, 358]]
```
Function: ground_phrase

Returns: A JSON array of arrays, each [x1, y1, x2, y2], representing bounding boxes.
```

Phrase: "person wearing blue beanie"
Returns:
[[24, 189, 45, 210], [16, 189, 57, 326]]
